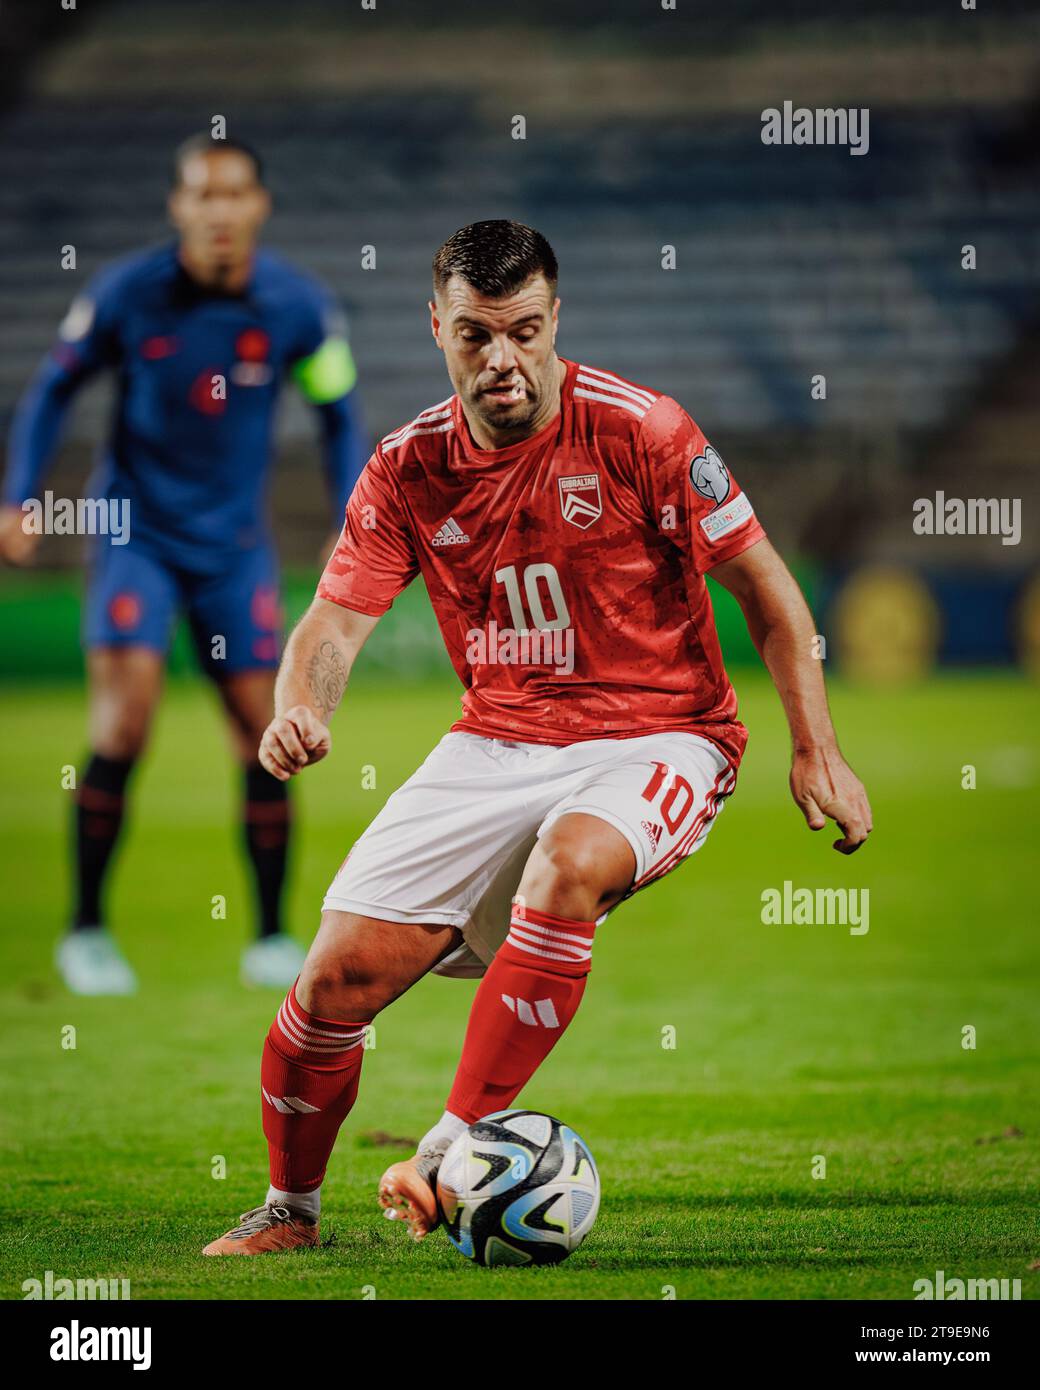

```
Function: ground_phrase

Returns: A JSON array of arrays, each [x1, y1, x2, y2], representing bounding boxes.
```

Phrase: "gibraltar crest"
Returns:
[[558, 473, 602, 530]]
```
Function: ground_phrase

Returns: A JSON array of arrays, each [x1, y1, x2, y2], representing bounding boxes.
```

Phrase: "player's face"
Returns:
[[168, 151, 270, 274], [431, 274, 561, 442]]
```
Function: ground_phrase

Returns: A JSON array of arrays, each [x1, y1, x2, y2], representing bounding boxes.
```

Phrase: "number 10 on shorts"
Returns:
[[641, 761, 696, 834]]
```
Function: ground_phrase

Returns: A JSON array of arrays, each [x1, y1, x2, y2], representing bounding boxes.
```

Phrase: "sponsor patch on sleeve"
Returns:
[[699, 490, 755, 542]]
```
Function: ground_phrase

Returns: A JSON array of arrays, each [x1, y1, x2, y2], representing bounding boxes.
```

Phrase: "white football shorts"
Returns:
[[323, 730, 736, 978]]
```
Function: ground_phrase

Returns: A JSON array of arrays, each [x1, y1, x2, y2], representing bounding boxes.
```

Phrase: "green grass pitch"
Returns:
[[1, 671, 1037, 1300]]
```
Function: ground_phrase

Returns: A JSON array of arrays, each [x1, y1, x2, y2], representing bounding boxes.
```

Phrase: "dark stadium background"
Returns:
[[2, 0, 1038, 682]]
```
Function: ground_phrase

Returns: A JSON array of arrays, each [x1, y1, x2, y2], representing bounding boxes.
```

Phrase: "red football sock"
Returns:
[[446, 904, 595, 1124], [261, 984, 369, 1192]]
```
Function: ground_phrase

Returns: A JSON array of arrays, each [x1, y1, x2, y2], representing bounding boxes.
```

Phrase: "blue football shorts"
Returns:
[[83, 538, 282, 676]]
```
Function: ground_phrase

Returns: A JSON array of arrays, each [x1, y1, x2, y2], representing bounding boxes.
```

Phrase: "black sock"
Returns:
[[73, 753, 135, 930], [243, 763, 291, 939]]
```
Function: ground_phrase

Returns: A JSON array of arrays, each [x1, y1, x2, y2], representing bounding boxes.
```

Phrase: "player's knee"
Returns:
[[232, 723, 270, 766], [297, 941, 390, 1019], [92, 708, 151, 761], [521, 816, 634, 918], [218, 674, 276, 762]]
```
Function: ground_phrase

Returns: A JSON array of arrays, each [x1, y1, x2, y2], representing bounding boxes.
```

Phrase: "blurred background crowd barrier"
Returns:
[[1, 0, 1038, 682]]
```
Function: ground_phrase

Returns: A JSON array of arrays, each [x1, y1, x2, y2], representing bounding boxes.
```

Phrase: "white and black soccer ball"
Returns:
[[437, 1109, 600, 1267]]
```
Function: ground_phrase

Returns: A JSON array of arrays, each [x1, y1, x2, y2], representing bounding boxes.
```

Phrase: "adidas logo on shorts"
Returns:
[[431, 516, 470, 547], [641, 819, 664, 850]]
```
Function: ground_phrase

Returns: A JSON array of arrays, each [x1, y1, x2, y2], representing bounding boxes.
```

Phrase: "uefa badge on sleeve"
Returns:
[[689, 444, 731, 505]]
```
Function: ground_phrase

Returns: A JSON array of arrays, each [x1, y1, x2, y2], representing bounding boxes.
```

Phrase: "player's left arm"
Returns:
[[710, 538, 873, 854], [290, 288, 368, 563]]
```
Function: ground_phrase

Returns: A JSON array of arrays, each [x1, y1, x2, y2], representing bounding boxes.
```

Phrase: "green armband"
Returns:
[[292, 336, 357, 403]]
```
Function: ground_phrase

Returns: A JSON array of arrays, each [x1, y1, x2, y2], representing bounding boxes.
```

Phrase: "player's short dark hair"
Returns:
[[172, 134, 265, 187], [432, 220, 558, 299]]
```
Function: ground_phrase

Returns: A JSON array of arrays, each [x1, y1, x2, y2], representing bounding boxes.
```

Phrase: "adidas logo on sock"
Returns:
[[262, 1086, 321, 1115], [501, 994, 561, 1028], [431, 516, 470, 547]]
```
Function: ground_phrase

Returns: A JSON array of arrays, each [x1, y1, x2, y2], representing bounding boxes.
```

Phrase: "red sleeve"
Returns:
[[633, 395, 766, 574], [316, 447, 419, 615]]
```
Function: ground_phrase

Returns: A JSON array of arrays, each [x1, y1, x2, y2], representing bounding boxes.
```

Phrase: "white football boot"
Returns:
[[56, 928, 138, 996], [241, 933, 307, 988]]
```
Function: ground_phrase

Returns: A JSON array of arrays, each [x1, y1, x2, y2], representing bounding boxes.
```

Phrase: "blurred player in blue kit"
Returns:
[[0, 135, 367, 994]]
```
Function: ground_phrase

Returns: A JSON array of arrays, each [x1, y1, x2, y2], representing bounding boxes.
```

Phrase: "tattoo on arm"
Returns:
[[307, 639, 349, 721]]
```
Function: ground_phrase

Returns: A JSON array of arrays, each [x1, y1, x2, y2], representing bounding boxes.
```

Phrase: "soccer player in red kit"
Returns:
[[203, 221, 871, 1255]]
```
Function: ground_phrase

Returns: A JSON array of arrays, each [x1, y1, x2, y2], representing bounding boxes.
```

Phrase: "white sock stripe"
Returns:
[[508, 927, 592, 961], [277, 1006, 322, 1047], [276, 1017, 361, 1045], [276, 1006, 366, 1053], [506, 937, 588, 965], [577, 364, 656, 406], [509, 920, 594, 946], [508, 917, 592, 939], [276, 1028, 365, 1052], [275, 1020, 361, 1055], [509, 917, 594, 945], [506, 932, 592, 965], [283, 994, 367, 1041], [291, 1035, 368, 1054], [283, 993, 339, 1037], [282, 1006, 367, 1039], [575, 371, 657, 410]]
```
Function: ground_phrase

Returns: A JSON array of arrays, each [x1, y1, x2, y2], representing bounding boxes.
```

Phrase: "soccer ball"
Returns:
[[437, 1109, 600, 1266]]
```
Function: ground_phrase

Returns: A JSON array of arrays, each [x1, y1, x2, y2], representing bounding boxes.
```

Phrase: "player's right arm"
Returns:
[[260, 598, 380, 780], [259, 443, 419, 780], [1, 273, 123, 565]]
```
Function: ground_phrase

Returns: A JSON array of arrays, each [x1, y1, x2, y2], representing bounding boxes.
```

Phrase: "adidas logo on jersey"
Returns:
[[501, 994, 561, 1028], [431, 517, 470, 547]]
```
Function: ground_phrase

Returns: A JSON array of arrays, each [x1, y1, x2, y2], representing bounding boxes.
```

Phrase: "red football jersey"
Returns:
[[318, 357, 766, 764]]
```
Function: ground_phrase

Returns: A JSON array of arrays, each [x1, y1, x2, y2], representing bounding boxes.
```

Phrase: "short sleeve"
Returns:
[[316, 449, 418, 615], [633, 395, 765, 573]]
